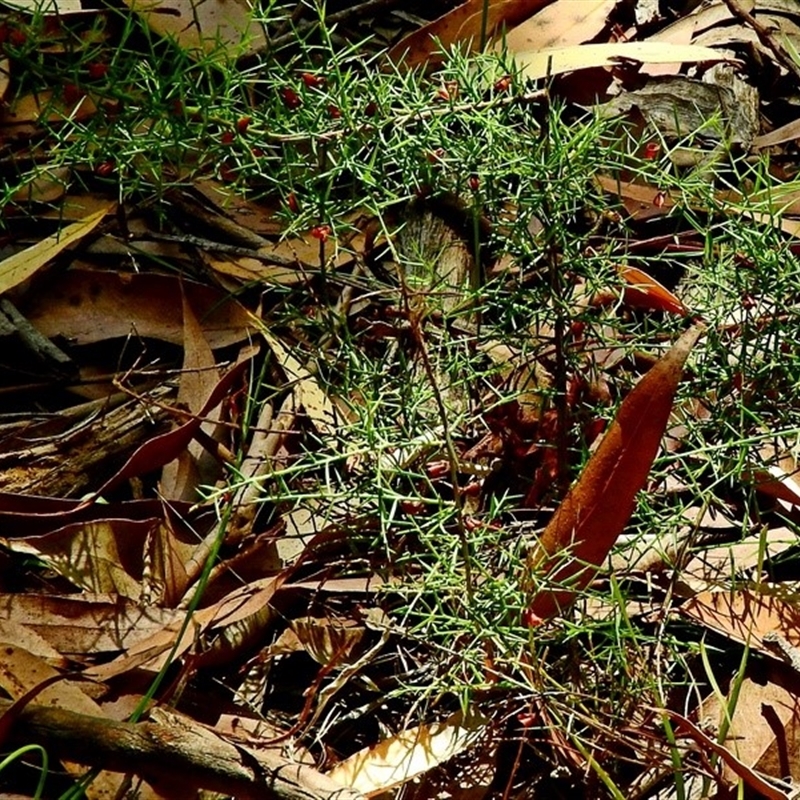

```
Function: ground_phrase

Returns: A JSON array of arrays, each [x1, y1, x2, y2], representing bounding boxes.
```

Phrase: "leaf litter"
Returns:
[[2, 0, 800, 798]]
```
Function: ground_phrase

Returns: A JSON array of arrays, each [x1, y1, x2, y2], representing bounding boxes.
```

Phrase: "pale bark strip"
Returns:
[[1, 696, 362, 800]]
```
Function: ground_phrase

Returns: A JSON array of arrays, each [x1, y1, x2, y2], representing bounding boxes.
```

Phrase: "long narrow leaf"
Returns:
[[525, 322, 705, 618]]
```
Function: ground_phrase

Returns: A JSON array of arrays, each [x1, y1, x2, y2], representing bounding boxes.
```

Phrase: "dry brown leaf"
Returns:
[[0, 593, 184, 655], [262, 329, 340, 438], [86, 575, 285, 681], [25, 268, 254, 350], [525, 323, 705, 618], [680, 587, 800, 654], [291, 616, 368, 666], [10, 166, 71, 205], [2, 1, 87, 9], [742, 460, 800, 507], [517, 42, 733, 81], [327, 710, 487, 796], [754, 117, 800, 149], [388, 0, 555, 68], [124, 0, 267, 58], [37, 193, 136, 222], [0, 90, 97, 129], [0, 58, 9, 102], [663, 709, 788, 800], [204, 254, 307, 287], [160, 293, 222, 502], [677, 527, 796, 596], [501, 0, 614, 53], [619, 265, 689, 316], [0, 519, 151, 600], [0, 620, 66, 667], [645, 1, 738, 46], [594, 174, 677, 220], [0, 204, 112, 296], [699, 670, 800, 792]]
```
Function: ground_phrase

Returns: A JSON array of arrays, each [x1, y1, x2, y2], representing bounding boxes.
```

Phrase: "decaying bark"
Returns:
[[0, 387, 172, 497], [1, 696, 363, 800]]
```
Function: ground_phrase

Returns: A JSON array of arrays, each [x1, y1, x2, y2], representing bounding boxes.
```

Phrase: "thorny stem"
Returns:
[[538, 99, 570, 493], [404, 288, 475, 605], [263, 0, 407, 53], [265, 89, 548, 144]]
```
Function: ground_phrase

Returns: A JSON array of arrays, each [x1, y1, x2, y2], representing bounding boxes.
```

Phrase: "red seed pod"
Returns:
[[517, 712, 537, 728], [400, 499, 426, 515], [220, 130, 235, 145], [280, 86, 302, 110], [310, 224, 332, 242], [468, 174, 480, 191], [236, 116, 251, 134], [521, 607, 544, 628], [286, 192, 300, 213], [493, 75, 512, 93], [63, 83, 83, 105], [251, 147, 264, 158], [426, 147, 445, 164], [301, 72, 325, 89], [426, 460, 450, 479], [327, 104, 341, 119], [42, 16, 62, 37], [8, 26, 26, 47], [462, 479, 482, 497], [87, 62, 108, 80], [101, 98, 124, 118], [642, 141, 660, 160], [219, 160, 237, 183], [364, 101, 378, 117], [95, 159, 115, 178]]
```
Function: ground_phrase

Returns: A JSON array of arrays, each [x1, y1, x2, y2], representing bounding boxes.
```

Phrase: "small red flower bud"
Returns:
[[286, 192, 299, 213], [310, 224, 332, 242], [468, 174, 480, 191], [87, 62, 108, 80], [653, 190, 666, 208], [236, 116, 251, 134], [426, 147, 445, 163], [280, 86, 302, 110], [327, 104, 341, 119], [220, 130, 235, 145], [170, 98, 184, 117], [364, 101, 378, 117], [251, 147, 264, 158]]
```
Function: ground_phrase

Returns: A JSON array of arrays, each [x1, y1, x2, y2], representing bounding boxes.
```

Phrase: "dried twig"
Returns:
[[1, 697, 362, 800], [722, 0, 800, 84]]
